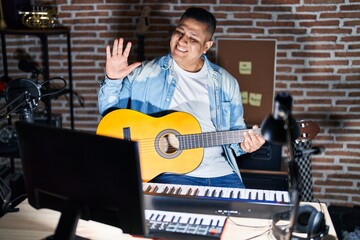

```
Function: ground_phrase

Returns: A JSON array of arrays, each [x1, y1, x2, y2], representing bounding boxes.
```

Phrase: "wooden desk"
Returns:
[[0, 200, 337, 240]]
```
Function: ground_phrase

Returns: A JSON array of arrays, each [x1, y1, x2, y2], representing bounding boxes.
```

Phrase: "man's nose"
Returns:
[[178, 34, 188, 44]]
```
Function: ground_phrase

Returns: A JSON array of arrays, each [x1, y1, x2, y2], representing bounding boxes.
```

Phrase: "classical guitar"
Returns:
[[96, 109, 320, 182]]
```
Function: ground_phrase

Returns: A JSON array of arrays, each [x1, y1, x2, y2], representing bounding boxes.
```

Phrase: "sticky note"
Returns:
[[249, 93, 262, 107], [241, 91, 248, 104], [239, 61, 252, 75]]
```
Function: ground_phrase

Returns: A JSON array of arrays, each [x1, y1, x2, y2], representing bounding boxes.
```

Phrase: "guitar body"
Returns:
[[96, 109, 203, 182]]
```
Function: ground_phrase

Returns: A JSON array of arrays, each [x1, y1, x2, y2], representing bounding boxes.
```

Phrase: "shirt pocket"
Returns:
[[220, 101, 231, 130]]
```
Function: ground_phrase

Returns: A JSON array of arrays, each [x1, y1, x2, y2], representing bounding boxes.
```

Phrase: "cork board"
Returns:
[[216, 39, 276, 125]]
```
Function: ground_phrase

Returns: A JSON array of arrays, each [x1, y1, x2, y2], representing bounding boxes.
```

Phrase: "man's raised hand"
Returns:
[[105, 38, 141, 80]]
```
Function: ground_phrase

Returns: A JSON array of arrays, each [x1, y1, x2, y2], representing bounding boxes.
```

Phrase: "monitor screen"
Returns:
[[15, 121, 147, 239]]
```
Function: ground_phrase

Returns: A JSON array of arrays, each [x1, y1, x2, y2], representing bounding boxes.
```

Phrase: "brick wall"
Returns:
[[1, 0, 359, 206]]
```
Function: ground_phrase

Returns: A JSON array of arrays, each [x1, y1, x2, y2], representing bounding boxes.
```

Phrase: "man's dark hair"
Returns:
[[180, 7, 217, 38]]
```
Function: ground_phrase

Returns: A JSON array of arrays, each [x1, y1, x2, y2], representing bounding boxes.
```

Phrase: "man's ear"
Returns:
[[204, 40, 213, 54]]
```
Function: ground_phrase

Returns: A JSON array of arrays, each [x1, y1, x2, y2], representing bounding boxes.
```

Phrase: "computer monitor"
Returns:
[[15, 121, 147, 240]]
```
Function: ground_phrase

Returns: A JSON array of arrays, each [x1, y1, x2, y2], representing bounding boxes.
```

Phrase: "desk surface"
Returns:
[[0, 200, 337, 240]]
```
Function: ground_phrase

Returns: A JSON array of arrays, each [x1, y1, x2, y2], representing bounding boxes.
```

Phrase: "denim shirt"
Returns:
[[98, 53, 247, 178]]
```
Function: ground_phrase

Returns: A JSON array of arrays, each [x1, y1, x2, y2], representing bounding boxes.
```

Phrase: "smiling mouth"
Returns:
[[176, 45, 188, 53]]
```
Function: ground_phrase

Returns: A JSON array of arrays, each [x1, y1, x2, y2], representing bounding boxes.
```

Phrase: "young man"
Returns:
[[98, 7, 265, 188]]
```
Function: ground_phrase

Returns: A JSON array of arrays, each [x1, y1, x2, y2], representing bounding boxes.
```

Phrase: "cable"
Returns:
[[227, 215, 272, 229], [313, 198, 324, 213], [226, 213, 275, 240], [40, 77, 85, 107], [39, 77, 67, 99]]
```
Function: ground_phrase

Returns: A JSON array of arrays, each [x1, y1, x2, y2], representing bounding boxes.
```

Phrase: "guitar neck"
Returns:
[[178, 128, 262, 150], [136, 6, 150, 62], [137, 35, 145, 62]]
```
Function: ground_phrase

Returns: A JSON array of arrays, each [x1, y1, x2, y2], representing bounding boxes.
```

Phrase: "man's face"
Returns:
[[170, 18, 213, 72]]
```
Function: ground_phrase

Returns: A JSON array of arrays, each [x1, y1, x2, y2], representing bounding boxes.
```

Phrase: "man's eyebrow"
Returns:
[[176, 25, 201, 38], [176, 24, 185, 30]]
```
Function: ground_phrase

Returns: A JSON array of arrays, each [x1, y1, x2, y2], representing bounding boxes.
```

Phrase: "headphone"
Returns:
[[272, 204, 329, 240]]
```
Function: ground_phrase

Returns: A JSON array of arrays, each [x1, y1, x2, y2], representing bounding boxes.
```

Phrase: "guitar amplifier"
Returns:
[[236, 141, 282, 171], [241, 171, 288, 191]]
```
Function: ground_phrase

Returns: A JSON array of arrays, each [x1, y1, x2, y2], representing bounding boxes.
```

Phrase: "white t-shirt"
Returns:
[[169, 60, 233, 178]]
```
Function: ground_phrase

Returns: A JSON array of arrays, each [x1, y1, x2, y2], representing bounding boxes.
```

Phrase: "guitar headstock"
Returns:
[[296, 120, 320, 142], [136, 6, 151, 36]]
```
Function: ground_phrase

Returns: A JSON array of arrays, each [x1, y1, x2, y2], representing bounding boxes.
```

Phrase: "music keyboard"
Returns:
[[146, 209, 226, 239], [143, 182, 293, 219]]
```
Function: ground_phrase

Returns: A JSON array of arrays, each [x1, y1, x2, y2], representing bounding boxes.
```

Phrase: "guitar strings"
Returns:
[[125, 130, 254, 153]]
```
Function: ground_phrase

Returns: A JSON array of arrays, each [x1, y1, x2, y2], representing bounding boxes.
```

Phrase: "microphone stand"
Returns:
[[0, 91, 37, 123], [285, 118, 301, 194], [283, 108, 302, 240], [0, 92, 36, 217], [261, 93, 302, 240]]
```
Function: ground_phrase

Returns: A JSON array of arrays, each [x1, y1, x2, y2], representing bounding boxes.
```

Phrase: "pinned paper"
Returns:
[[239, 61, 252, 75], [241, 91, 248, 104], [241, 91, 262, 106], [249, 93, 262, 107]]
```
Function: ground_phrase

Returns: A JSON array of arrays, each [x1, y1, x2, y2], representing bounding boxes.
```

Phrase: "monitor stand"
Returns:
[[46, 202, 88, 240]]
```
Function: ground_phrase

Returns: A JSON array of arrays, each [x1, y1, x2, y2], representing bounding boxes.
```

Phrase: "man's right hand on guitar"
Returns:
[[105, 38, 141, 80]]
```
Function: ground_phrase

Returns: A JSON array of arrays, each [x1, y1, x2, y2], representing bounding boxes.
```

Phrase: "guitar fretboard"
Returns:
[[178, 128, 262, 150]]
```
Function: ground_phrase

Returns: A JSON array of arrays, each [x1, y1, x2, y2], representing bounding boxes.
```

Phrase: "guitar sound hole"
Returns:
[[159, 133, 179, 154], [155, 129, 182, 159]]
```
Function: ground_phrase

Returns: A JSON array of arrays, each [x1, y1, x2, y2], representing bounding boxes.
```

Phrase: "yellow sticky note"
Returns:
[[239, 61, 252, 75], [241, 91, 248, 104], [249, 93, 262, 107]]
